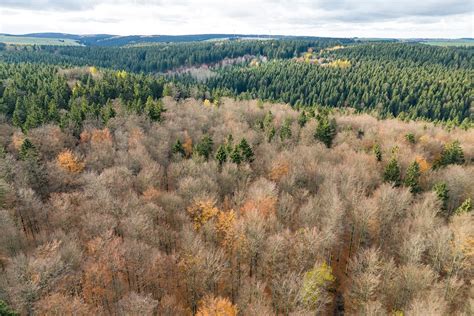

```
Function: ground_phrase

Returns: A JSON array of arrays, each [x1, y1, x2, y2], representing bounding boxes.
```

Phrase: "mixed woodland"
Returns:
[[0, 39, 472, 315]]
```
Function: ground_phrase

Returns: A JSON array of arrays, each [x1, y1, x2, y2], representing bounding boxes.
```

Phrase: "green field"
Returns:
[[0, 35, 81, 46], [422, 40, 474, 47]]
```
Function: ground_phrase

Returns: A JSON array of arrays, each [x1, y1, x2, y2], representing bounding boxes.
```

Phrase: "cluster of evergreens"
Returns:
[[0, 63, 165, 132], [207, 56, 472, 122], [0, 39, 348, 73]]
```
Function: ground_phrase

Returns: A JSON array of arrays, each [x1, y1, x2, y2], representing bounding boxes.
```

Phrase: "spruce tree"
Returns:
[[314, 116, 337, 148], [172, 139, 186, 157], [455, 198, 472, 215], [298, 111, 308, 127], [434, 141, 465, 169], [195, 135, 214, 160], [373, 144, 382, 162], [383, 156, 401, 186], [434, 182, 449, 212], [404, 161, 421, 193], [280, 119, 292, 141], [215, 145, 227, 166], [19, 138, 37, 161], [238, 138, 254, 162], [230, 146, 242, 165]]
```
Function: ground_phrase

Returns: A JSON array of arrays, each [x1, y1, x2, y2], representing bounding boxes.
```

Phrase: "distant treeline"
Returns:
[[0, 39, 351, 73]]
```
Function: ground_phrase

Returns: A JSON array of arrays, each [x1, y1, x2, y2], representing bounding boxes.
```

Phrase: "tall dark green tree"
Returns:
[[383, 156, 401, 186], [172, 139, 186, 157], [404, 161, 421, 193], [280, 119, 292, 141], [433, 141, 465, 169], [230, 146, 242, 165], [238, 138, 254, 163], [215, 145, 228, 166], [195, 134, 214, 160], [434, 182, 449, 213], [373, 144, 382, 162], [314, 116, 337, 148]]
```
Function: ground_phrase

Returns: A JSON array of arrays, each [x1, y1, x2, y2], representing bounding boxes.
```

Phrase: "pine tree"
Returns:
[[434, 182, 449, 213], [215, 145, 227, 166], [383, 156, 401, 186], [172, 139, 186, 157], [314, 116, 337, 148], [280, 119, 292, 141], [404, 161, 421, 193], [230, 146, 242, 165], [434, 141, 465, 169], [145, 96, 166, 122], [298, 111, 308, 127], [0, 300, 17, 316], [373, 144, 382, 162], [12, 98, 27, 129], [19, 138, 37, 160], [195, 135, 214, 160], [455, 198, 472, 215], [238, 138, 254, 162]]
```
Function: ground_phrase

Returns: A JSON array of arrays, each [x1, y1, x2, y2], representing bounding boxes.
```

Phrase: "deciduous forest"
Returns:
[[0, 38, 472, 315]]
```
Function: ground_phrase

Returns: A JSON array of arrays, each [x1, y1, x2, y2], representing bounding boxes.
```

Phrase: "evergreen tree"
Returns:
[[383, 156, 401, 186], [455, 198, 472, 215], [314, 116, 337, 148], [195, 135, 214, 160], [145, 96, 166, 122], [172, 139, 186, 157], [373, 143, 382, 162], [405, 133, 416, 144], [230, 145, 242, 165], [0, 300, 17, 316], [434, 141, 465, 169], [19, 138, 37, 160], [215, 145, 227, 166], [434, 182, 449, 213], [298, 111, 308, 127], [280, 119, 292, 141], [12, 98, 27, 129], [238, 138, 254, 163], [404, 161, 421, 193]]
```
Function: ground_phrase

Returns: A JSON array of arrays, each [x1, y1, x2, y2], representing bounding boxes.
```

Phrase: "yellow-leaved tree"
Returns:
[[187, 199, 219, 230], [196, 295, 237, 316], [300, 262, 335, 312], [57, 150, 85, 173]]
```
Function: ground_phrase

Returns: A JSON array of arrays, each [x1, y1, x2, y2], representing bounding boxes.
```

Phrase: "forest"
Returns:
[[0, 38, 472, 315]]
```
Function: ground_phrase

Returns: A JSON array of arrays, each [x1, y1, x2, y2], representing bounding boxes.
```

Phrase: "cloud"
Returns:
[[0, 0, 472, 38]]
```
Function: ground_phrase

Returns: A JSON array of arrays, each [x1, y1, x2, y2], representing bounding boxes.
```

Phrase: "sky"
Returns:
[[0, 0, 472, 38]]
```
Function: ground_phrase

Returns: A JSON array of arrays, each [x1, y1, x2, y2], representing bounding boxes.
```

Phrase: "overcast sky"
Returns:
[[0, 0, 472, 38]]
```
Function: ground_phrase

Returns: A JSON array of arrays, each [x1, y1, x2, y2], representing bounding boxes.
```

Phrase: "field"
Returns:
[[0, 35, 81, 46], [422, 39, 474, 47]]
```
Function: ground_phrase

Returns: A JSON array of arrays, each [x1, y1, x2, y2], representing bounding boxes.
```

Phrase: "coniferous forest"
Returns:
[[0, 38, 472, 315]]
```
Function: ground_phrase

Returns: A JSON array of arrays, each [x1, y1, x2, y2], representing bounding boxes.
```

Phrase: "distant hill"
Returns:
[[1, 33, 351, 47]]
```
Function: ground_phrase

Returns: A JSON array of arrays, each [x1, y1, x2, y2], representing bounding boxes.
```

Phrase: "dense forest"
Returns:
[[0, 39, 350, 73], [0, 97, 472, 315], [0, 38, 473, 315]]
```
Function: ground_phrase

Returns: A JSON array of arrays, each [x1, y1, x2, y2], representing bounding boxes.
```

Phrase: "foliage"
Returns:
[[455, 198, 472, 215], [314, 115, 337, 148], [383, 156, 401, 186], [0, 300, 17, 316], [195, 135, 214, 160], [404, 161, 421, 193], [196, 295, 238, 316], [373, 144, 382, 162], [300, 262, 335, 310], [433, 141, 465, 169], [433, 182, 449, 212], [57, 150, 85, 173]]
